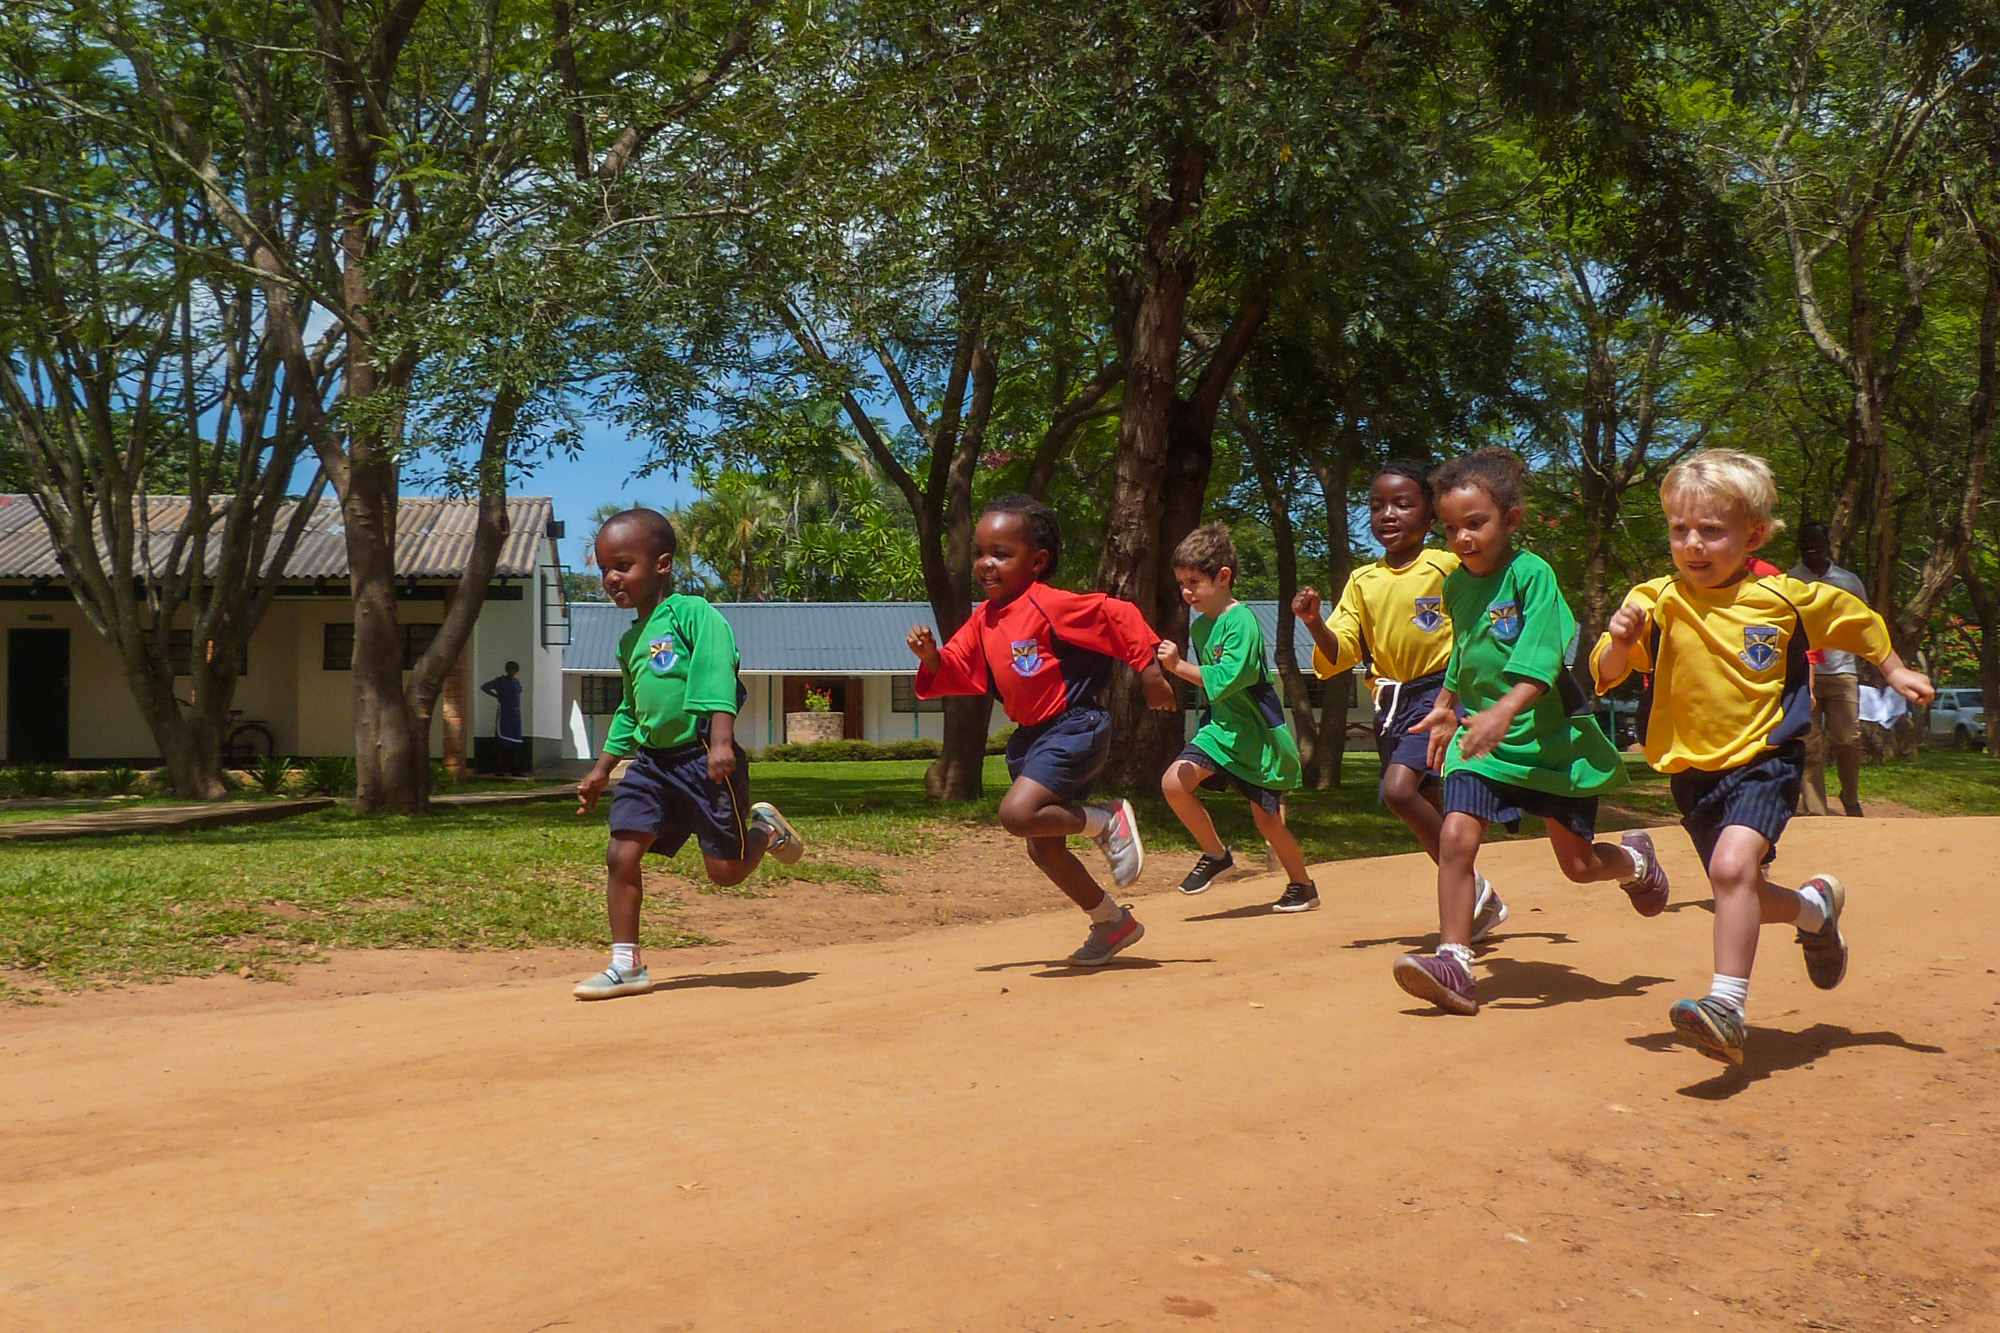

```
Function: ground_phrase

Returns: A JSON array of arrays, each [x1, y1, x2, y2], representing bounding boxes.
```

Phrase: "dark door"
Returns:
[[7, 628, 70, 762]]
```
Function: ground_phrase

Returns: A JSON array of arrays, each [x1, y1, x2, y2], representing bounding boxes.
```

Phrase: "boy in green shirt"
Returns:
[[1155, 524, 1317, 911], [1397, 450, 1668, 1016], [571, 509, 804, 1000]]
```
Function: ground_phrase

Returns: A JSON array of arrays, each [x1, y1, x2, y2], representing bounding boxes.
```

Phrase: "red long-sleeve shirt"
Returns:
[[915, 583, 1160, 726]]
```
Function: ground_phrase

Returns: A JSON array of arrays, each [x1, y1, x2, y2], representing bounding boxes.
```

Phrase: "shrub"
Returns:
[[301, 755, 355, 796], [255, 754, 295, 795], [95, 766, 141, 797], [986, 725, 1015, 755], [10, 765, 64, 798], [429, 757, 463, 791], [759, 738, 943, 763], [803, 686, 835, 713]]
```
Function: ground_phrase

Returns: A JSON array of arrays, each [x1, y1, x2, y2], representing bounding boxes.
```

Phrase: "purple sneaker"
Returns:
[[1392, 951, 1478, 1015], [1619, 831, 1670, 917]]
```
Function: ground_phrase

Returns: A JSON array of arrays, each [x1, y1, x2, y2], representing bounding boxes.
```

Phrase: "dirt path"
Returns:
[[3, 818, 1996, 1331]]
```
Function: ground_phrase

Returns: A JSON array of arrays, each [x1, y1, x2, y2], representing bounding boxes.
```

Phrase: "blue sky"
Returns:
[[514, 418, 698, 572]]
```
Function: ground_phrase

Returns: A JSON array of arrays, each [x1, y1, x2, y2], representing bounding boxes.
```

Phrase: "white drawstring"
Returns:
[[1372, 676, 1406, 720]]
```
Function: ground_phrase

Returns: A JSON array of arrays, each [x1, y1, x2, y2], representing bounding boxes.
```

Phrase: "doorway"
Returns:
[[7, 628, 71, 762]]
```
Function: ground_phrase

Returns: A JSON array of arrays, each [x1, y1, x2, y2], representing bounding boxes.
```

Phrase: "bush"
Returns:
[[301, 755, 355, 797], [255, 754, 295, 795], [8, 765, 65, 798], [95, 766, 141, 797], [759, 738, 943, 763], [429, 757, 463, 791], [986, 726, 1015, 755]]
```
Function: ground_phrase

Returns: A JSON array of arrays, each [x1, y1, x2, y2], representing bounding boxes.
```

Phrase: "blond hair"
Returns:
[[1659, 448, 1785, 533]]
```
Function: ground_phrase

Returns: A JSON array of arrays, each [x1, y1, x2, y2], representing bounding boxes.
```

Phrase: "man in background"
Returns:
[[482, 660, 527, 775], [1789, 522, 1869, 816]]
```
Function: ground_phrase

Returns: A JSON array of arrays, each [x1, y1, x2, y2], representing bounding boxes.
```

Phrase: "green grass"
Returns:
[[3, 750, 1995, 1000]]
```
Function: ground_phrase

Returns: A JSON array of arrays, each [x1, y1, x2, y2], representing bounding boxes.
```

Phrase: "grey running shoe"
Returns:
[[1619, 831, 1670, 917], [1089, 798, 1145, 888], [1795, 874, 1848, 990], [1669, 996, 1745, 1066], [1273, 881, 1320, 913], [1470, 873, 1510, 943], [1392, 951, 1478, 1015], [572, 962, 654, 1001], [750, 801, 804, 865], [1068, 905, 1144, 966], [1180, 850, 1235, 895]]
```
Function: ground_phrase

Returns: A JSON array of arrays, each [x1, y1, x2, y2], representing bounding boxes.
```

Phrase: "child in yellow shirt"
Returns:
[[1592, 450, 1932, 1067]]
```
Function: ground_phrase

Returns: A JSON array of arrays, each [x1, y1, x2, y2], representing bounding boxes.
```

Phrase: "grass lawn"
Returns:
[[3, 750, 1995, 1001]]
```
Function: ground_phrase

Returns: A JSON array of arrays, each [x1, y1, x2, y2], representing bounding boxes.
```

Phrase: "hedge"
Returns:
[[758, 728, 1015, 764]]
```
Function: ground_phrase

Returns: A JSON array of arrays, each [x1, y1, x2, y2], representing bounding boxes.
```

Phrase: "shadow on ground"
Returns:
[[1625, 1022, 1947, 1099], [650, 970, 819, 992]]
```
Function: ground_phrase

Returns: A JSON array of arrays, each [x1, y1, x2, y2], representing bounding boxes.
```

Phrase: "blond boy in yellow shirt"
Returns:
[[1591, 450, 1932, 1067]]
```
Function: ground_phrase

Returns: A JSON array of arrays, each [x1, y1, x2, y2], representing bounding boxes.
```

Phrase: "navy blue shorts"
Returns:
[[1175, 743, 1284, 815], [1006, 706, 1112, 801], [609, 741, 753, 860], [1443, 769, 1599, 840], [1671, 741, 1803, 872], [1374, 674, 1448, 780]]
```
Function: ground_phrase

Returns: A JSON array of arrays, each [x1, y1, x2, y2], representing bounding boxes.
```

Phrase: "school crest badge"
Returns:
[[1411, 596, 1445, 633], [647, 636, 680, 674], [1739, 625, 1781, 673], [1009, 639, 1044, 676], [1487, 599, 1522, 644]]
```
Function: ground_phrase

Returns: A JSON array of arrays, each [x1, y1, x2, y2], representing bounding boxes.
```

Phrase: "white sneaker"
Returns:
[[750, 801, 804, 865], [1470, 873, 1510, 943], [572, 962, 654, 1001], [1089, 798, 1145, 887]]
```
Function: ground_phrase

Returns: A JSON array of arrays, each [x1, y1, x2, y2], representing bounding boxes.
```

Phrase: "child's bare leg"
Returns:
[[1026, 835, 1112, 911], [1161, 759, 1228, 857], [607, 830, 655, 958], [1436, 812, 1484, 946], [702, 826, 773, 888], [1250, 801, 1311, 883], [1381, 763, 1444, 862], [1543, 822, 1635, 885], [1707, 825, 1805, 979], [997, 775, 1088, 839]]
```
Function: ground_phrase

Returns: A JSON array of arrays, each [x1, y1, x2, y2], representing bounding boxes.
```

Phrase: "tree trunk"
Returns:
[[1967, 561, 2000, 760], [1310, 451, 1354, 789], [927, 695, 994, 800], [1234, 398, 1322, 776], [343, 457, 424, 814]]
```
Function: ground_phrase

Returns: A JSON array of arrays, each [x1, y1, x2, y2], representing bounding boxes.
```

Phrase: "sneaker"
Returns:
[[750, 801, 805, 865], [1179, 850, 1235, 895], [1470, 873, 1510, 943], [1090, 798, 1145, 888], [1795, 874, 1848, 990], [572, 963, 654, 1001], [1669, 996, 1746, 1066], [1392, 951, 1478, 1015], [1618, 831, 1670, 917], [1068, 905, 1144, 966], [1273, 881, 1320, 913], [1842, 800, 1864, 818]]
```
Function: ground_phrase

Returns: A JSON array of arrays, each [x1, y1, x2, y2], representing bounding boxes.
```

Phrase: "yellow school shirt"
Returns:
[[1311, 549, 1458, 689], [1589, 573, 1891, 773]]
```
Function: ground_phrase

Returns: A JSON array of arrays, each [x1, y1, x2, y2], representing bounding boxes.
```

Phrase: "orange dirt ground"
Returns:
[[2, 817, 1997, 1332]]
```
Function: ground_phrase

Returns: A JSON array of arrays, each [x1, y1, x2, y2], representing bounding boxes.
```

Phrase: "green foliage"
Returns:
[[93, 767, 140, 798], [760, 739, 942, 762], [255, 756, 295, 797], [6, 766, 64, 799], [301, 757, 356, 798]]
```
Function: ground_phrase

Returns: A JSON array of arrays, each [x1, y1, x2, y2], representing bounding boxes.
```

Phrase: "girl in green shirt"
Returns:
[[1395, 450, 1669, 1017]]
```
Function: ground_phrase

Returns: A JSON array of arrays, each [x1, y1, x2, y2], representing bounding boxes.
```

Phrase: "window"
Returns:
[[891, 676, 942, 714], [580, 675, 624, 715], [169, 630, 247, 677], [322, 622, 354, 671], [322, 622, 442, 671]]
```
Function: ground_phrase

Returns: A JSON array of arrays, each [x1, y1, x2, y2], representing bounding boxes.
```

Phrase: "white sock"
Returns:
[[1088, 895, 1124, 924], [1439, 942, 1474, 968], [1622, 844, 1648, 881], [1792, 885, 1827, 933], [1708, 974, 1749, 1017], [1080, 805, 1110, 838], [611, 942, 639, 972]]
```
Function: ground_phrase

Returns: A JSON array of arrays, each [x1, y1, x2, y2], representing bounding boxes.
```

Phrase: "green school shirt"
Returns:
[[602, 595, 743, 756], [1440, 550, 1624, 798], [1189, 602, 1302, 792]]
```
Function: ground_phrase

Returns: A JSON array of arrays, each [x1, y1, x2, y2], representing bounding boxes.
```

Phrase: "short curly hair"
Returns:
[[1170, 522, 1239, 579], [1431, 447, 1530, 512]]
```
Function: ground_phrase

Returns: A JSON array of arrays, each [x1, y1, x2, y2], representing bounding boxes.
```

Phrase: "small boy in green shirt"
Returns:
[[1155, 524, 1317, 912], [572, 509, 804, 1000]]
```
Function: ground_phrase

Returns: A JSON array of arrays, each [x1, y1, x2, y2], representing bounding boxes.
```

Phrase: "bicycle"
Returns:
[[176, 697, 277, 765]]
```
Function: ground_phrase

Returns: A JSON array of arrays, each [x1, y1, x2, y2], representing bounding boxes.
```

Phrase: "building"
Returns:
[[560, 600, 1366, 757], [0, 494, 571, 768]]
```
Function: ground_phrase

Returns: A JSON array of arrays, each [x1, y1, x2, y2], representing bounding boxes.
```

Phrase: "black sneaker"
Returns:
[[1273, 881, 1320, 913], [1795, 874, 1848, 990], [1179, 850, 1235, 895]]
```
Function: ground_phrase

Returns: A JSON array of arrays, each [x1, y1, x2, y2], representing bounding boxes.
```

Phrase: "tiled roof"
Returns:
[[0, 494, 554, 580], [565, 600, 1294, 674]]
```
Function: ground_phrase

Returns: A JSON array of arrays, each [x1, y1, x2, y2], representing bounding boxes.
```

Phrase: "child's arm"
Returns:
[[909, 621, 986, 697], [1457, 679, 1548, 761], [1413, 687, 1461, 773], [1591, 599, 1653, 692], [1139, 660, 1180, 711], [579, 662, 638, 815], [705, 711, 738, 783], [1042, 589, 1179, 710], [1155, 639, 1204, 687], [1291, 583, 1363, 678], [1877, 650, 1934, 706], [1794, 581, 1936, 706]]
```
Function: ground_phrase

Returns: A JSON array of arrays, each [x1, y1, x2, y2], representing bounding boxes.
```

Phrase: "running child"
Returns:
[[907, 494, 1179, 966], [1292, 459, 1509, 939], [1590, 449, 1932, 1066], [572, 509, 804, 1000], [1394, 448, 1670, 1016], [1154, 523, 1316, 911]]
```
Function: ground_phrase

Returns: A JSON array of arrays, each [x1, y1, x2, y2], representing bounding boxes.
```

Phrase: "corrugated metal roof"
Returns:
[[0, 494, 553, 579], [566, 600, 1294, 674]]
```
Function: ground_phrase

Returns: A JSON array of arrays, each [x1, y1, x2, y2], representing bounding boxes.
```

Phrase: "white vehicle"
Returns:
[[1927, 688, 1988, 750]]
